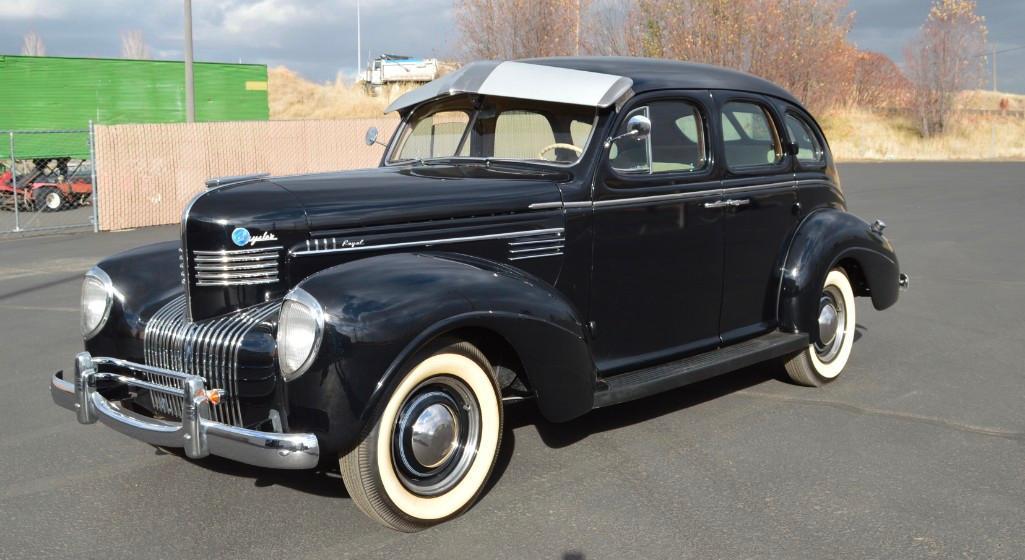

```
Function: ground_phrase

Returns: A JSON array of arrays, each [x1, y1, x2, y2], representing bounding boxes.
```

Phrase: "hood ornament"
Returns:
[[231, 227, 278, 247]]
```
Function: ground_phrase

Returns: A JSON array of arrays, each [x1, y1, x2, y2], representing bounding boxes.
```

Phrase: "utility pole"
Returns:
[[184, 0, 196, 122], [992, 45, 997, 92], [356, 0, 362, 77]]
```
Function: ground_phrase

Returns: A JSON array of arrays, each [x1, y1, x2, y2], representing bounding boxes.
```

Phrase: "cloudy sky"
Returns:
[[1, 0, 1023, 92]]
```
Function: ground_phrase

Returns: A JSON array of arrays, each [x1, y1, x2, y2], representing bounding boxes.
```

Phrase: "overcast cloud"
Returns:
[[0, 0, 1022, 92]]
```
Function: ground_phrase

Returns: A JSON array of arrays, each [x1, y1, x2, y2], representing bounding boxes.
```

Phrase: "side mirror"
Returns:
[[364, 127, 380, 146], [605, 115, 652, 148]]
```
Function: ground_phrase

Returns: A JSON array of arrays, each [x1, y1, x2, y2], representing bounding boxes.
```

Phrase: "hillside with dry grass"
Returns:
[[268, 67, 402, 120], [268, 66, 1025, 161]]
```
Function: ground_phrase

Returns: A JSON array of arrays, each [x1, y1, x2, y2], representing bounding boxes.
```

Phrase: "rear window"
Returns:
[[785, 113, 825, 163]]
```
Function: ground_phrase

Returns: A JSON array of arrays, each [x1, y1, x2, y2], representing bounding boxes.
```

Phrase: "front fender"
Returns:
[[780, 209, 901, 338], [86, 241, 183, 360], [285, 252, 594, 455]]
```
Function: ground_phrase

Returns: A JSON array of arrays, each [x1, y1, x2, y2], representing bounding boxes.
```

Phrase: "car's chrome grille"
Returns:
[[142, 295, 279, 427], [190, 246, 282, 286], [507, 230, 564, 260]]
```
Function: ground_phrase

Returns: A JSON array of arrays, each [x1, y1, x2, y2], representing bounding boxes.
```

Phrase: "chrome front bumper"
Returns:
[[50, 352, 319, 469]]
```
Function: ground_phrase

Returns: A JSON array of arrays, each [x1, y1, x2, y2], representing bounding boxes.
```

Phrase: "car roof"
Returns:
[[385, 56, 806, 115], [519, 56, 803, 108]]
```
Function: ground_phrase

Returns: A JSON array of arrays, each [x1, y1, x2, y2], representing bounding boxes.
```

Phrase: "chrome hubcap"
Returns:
[[393, 376, 481, 496], [45, 192, 61, 209], [410, 403, 459, 469], [818, 302, 839, 346], [814, 287, 846, 363]]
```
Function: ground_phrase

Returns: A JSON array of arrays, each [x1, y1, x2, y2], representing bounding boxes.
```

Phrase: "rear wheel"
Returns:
[[784, 268, 857, 386], [339, 340, 503, 532], [34, 187, 66, 212]]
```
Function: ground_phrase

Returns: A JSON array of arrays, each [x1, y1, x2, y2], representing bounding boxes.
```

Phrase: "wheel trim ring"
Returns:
[[375, 352, 500, 521]]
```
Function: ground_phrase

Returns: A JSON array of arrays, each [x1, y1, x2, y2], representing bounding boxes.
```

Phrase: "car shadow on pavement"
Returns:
[[510, 361, 791, 450], [156, 446, 352, 499]]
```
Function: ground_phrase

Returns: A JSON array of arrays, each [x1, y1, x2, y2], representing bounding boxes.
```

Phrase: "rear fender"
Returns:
[[780, 209, 900, 340]]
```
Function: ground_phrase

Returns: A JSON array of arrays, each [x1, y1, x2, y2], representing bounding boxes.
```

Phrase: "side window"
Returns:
[[610, 100, 707, 175], [784, 113, 824, 163], [397, 110, 469, 159], [721, 101, 783, 168]]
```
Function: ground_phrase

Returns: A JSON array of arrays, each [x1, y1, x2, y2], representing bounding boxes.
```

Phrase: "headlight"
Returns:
[[277, 288, 324, 382], [81, 267, 114, 339]]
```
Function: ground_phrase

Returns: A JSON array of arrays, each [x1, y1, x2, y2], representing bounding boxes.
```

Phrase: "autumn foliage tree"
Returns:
[[453, 0, 931, 114], [904, 0, 987, 136]]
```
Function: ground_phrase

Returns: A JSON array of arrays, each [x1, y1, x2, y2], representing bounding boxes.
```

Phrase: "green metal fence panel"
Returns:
[[0, 55, 268, 159]]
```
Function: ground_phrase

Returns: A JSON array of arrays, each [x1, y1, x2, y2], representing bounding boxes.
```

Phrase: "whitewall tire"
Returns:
[[339, 340, 503, 532], [784, 268, 857, 387]]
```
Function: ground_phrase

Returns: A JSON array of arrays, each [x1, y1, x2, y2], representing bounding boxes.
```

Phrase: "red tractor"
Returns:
[[0, 159, 93, 212]]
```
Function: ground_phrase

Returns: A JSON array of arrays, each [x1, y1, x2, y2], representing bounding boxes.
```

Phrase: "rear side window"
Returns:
[[610, 100, 707, 175], [721, 101, 783, 168], [784, 113, 824, 163]]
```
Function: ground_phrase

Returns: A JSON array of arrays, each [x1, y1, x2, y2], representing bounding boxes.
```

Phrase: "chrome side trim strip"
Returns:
[[509, 251, 563, 261], [722, 181, 795, 193], [509, 244, 564, 254], [508, 236, 564, 246], [594, 188, 721, 208], [562, 201, 593, 208], [292, 227, 566, 256], [527, 201, 564, 210]]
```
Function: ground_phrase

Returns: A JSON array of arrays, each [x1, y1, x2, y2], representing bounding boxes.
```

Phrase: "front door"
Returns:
[[714, 93, 799, 344], [590, 93, 724, 374]]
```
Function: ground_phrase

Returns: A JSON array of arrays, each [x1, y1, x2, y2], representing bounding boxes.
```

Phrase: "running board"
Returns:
[[593, 331, 808, 408]]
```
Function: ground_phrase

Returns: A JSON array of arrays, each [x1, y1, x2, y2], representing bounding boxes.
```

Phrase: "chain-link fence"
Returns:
[[1, 126, 98, 234]]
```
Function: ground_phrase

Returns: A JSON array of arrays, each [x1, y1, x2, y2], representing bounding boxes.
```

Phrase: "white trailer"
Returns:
[[360, 55, 438, 94]]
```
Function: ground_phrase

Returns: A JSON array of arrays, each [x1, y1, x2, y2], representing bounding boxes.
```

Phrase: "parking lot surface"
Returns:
[[1, 162, 1023, 559]]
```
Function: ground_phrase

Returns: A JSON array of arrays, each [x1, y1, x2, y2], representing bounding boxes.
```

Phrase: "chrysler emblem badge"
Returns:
[[231, 227, 278, 247], [231, 227, 252, 247]]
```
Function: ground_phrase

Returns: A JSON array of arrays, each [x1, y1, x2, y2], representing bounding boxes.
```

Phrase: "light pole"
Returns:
[[356, 0, 362, 78], [184, 0, 196, 122]]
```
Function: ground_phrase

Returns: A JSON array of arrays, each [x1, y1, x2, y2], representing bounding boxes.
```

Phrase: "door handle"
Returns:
[[703, 200, 728, 209], [726, 198, 750, 207]]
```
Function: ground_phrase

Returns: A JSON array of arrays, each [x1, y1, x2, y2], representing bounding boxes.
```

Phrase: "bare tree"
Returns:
[[121, 30, 152, 60], [904, 0, 987, 136], [21, 31, 46, 56], [455, 0, 583, 60]]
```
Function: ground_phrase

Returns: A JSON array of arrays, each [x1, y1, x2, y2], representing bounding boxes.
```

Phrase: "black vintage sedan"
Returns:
[[51, 57, 906, 531]]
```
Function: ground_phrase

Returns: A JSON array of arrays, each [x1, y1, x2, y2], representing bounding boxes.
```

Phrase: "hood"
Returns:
[[269, 164, 567, 231], [181, 164, 565, 321]]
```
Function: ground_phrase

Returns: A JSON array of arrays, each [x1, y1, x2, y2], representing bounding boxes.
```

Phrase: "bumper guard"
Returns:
[[50, 352, 319, 469]]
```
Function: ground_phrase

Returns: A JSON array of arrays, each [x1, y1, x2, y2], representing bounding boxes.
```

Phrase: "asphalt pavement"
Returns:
[[1, 162, 1023, 559]]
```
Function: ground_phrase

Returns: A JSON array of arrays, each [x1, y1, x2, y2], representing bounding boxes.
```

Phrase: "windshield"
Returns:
[[388, 96, 597, 166]]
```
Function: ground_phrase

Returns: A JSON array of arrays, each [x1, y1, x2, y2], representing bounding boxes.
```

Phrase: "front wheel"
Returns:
[[339, 340, 503, 531], [784, 268, 857, 386]]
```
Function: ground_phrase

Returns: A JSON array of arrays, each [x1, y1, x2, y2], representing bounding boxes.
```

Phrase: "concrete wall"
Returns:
[[93, 117, 399, 231]]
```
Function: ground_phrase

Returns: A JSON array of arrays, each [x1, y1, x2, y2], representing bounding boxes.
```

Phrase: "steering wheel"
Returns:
[[538, 143, 584, 159]]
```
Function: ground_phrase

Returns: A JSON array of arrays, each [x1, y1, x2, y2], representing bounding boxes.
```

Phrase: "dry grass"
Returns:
[[821, 108, 1025, 161], [267, 66, 412, 120]]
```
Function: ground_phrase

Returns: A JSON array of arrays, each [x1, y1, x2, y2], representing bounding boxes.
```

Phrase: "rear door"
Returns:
[[714, 93, 799, 344]]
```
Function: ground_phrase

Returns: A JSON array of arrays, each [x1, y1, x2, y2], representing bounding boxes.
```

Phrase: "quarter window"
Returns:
[[721, 101, 783, 168], [610, 100, 707, 175], [784, 113, 824, 163]]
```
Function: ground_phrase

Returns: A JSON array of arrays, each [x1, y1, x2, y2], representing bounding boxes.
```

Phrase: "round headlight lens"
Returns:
[[81, 267, 113, 339], [277, 288, 324, 382]]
